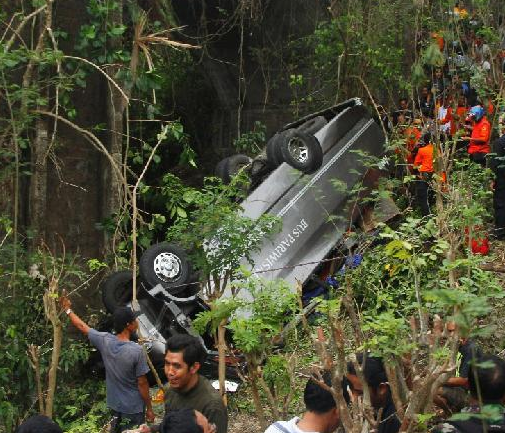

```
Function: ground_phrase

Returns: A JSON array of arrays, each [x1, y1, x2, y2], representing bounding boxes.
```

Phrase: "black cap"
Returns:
[[113, 307, 141, 333]]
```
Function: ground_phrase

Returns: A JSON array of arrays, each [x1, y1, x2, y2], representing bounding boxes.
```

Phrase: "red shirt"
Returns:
[[414, 143, 434, 173], [468, 117, 491, 154]]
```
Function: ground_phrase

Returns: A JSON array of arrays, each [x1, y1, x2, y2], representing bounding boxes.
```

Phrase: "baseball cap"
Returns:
[[113, 306, 141, 333]]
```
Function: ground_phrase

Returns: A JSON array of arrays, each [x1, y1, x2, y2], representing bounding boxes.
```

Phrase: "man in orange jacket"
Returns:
[[461, 105, 491, 166], [413, 133, 434, 216]]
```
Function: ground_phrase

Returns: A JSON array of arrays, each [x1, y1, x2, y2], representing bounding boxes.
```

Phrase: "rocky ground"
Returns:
[[228, 412, 263, 433]]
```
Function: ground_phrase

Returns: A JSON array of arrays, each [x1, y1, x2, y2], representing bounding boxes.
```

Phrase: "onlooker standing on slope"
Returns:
[[347, 356, 400, 433], [413, 133, 435, 216], [462, 105, 491, 166], [60, 294, 155, 432]]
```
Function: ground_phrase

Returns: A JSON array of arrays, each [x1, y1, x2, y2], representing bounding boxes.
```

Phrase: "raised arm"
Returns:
[[59, 293, 90, 336]]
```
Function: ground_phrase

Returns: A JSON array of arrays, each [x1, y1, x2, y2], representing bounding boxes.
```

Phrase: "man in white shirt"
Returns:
[[264, 373, 348, 433]]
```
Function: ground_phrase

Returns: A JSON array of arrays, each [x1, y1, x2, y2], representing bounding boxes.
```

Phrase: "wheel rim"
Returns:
[[153, 252, 182, 282], [288, 137, 309, 164]]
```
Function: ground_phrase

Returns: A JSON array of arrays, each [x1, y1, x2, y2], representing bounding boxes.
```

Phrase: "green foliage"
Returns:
[[87, 258, 108, 272], [337, 156, 501, 361], [233, 121, 266, 155], [416, 412, 435, 430], [128, 121, 195, 169], [158, 173, 194, 220], [362, 311, 414, 357], [298, 2, 413, 104], [194, 277, 299, 355], [75, 0, 128, 64], [0, 231, 96, 430], [422, 43, 446, 67], [262, 354, 292, 395], [450, 404, 505, 424], [193, 297, 243, 335], [228, 278, 299, 354], [57, 382, 109, 433]]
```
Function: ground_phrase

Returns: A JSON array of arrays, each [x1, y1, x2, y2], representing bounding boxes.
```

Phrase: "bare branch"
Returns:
[[33, 110, 128, 199], [5, 4, 48, 51], [63, 55, 130, 104]]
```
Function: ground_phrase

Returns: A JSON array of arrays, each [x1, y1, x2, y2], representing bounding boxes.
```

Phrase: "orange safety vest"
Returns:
[[468, 117, 491, 154]]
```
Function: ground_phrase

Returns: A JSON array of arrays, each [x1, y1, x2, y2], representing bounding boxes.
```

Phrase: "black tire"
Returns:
[[266, 130, 294, 168], [223, 154, 251, 184], [280, 131, 323, 174], [250, 154, 269, 178], [101, 271, 134, 313], [297, 116, 327, 135], [139, 242, 192, 294], [215, 157, 229, 182]]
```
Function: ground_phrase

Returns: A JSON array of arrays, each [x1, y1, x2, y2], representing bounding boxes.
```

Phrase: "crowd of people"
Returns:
[[376, 2, 505, 238], [12, 296, 505, 433]]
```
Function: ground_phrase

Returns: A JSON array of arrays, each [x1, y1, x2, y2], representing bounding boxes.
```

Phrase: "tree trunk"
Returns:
[[42, 278, 63, 419], [103, 0, 124, 254], [30, 113, 49, 247], [29, 6, 52, 248], [217, 319, 228, 406], [21, 0, 52, 258], [249, 370, 267, 429], [44, 320, 62, 418], [28, 345, 45, 414]]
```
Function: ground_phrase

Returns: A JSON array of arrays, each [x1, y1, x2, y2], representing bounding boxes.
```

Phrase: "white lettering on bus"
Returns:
[[257, 218, 309, 272]]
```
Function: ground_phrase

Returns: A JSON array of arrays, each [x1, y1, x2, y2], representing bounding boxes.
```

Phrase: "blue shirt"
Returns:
[[88, 329, 149, 413]]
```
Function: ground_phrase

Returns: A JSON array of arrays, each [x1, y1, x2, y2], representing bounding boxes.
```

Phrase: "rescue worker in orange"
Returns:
[[404, 119, 422, 172], [461, 105, 491, 166], [413, 133, 434, 216]]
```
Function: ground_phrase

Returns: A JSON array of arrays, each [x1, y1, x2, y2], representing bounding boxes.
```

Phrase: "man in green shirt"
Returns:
[[147, 335, 227, 433]]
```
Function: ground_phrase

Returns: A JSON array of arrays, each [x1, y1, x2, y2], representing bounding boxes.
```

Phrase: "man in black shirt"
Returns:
[[432, 355, 505, 433], [393, 98, 414, 126], [146, 335, 227, 433], [437, 322, 482, 414]]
